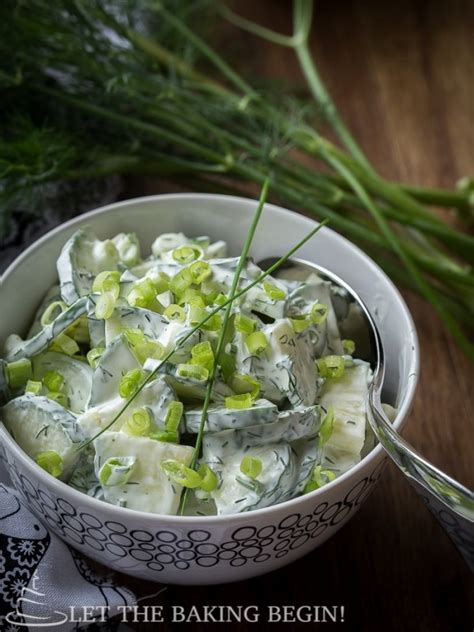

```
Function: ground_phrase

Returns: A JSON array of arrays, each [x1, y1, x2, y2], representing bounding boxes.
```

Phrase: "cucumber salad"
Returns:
[[0, 227, 388, 516]]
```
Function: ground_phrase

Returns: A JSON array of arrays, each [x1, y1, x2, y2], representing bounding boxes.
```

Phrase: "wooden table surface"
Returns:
[[120, 1, 474, 630], [1, 1, 472, 630]]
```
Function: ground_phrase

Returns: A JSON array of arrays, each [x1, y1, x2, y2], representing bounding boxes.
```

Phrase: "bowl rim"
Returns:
[[0, 192, 420, 525]]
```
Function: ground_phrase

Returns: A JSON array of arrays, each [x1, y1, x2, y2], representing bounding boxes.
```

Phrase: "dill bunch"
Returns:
[[0, 0, 473, 358]]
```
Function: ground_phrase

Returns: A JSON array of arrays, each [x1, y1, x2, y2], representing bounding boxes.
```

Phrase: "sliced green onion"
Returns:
[[323, 469, 337, 483], [164, 304, 186, 323], [150, 429, 179, 443], [188, 303, 206, 327], [198, 464, 217, 492], [119, 368, 143, 398], [47, 391, 69, 407], [225, 393, 253, 409], [127, 288, 148, 308], [172, 245, 202, 264], [169, 268, 193, 295], [200, 281, 221, 304], [190, 260, 212, 284], [188, 295, 207, 309], [25, 380, 42, 395], [201, 313, 222, 331], [6, 358, 32, 389], [263, 281, 286, 301], [43, 370, 64, 392], [234, 313, 256, 334], [123, 328, 146, 347], [230, 373, 261, 399], [240, 455, 262, 479], [87, 347, 105, 369], [190, 341, 214, 371], [165, 401, 184, 432], [99, 456, 136, 486], [304, 465, 336, 493], [124, 407, 151, 436], [245, 331, 268, 355], [92, 271, 120, 298], [176, 363, 209, 382], [135, 340, 165, 364], [135, 278, 156, 302], [342, 339, 356, 355], [214, 293, 227, 306], [202, 289, 219, 305], [317, 355, 345, 379], [150, 271, 169, 294], [180, 288, 203, 305], [49, 333, 80, 356], [127, 278, 161, 310], [191, 340, 213, 356], [124, 329, 165, 364], [40, 301, 67, 327], [310, 302, 329, 325], [290, 316, 312, 333], [161, 459, 202, 488], [36, 451, 63, 478], [95, 291, 116, 320], [319, 406, 335, 445]]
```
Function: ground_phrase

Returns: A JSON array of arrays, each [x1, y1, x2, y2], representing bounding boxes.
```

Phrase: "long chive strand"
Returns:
[[178, 179, 270, 515]]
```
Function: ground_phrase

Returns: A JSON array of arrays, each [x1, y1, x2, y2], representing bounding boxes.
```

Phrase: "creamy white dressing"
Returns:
[[0, 228, 382, 516]]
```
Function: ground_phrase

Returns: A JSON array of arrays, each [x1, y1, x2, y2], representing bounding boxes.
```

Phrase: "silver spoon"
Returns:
[[258, 256, 474, 571]]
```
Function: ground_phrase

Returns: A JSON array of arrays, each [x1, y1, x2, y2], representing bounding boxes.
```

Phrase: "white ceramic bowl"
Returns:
[[0, 194, 419, 585]]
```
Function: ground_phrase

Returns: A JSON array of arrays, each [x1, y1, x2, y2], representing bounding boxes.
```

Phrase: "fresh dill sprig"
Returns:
[[0, 0, 472, 359]]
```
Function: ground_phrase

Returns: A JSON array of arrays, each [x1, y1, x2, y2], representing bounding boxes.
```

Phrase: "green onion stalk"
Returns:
[[0, 0, 472, 358]]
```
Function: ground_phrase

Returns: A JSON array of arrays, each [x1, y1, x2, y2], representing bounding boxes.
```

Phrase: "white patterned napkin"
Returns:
[[0, 462, 136, 632]]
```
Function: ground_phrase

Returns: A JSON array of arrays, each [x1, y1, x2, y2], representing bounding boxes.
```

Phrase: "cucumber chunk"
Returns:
[[202, 441, 295, 514], [201, 405, 321, 450], [94, 432, 194, 514], [318, 361, 371, 475], [104, 305, 168, 347], [79, 374, 178, 439], [32, 351, 93, 414], [2, 394, 83, 480], [285, 273, 344, 357], [200, 406, 322, 514], [5, 298, 88, 362], [88, 334, 139, 407], [236, 319, 318, 407], [183, 398, 278, 433], [57, 227, 120, 305]]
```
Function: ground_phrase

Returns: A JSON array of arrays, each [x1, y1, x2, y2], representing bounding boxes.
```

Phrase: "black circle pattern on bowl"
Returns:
[[4, 456, 386, 573]]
